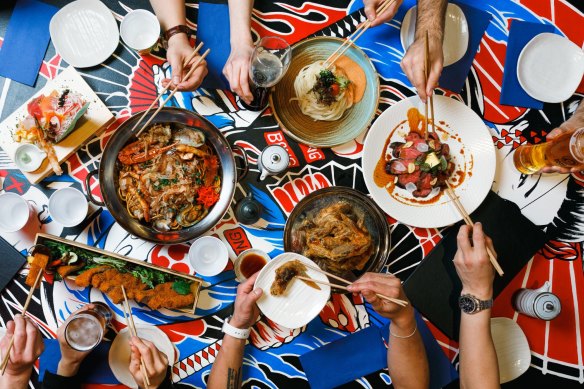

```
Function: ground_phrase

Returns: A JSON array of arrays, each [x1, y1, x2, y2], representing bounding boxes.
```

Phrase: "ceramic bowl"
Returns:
[[490, 317, 531, 383]]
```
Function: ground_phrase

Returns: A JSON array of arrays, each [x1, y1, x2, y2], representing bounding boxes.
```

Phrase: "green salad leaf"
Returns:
[[172, 280, 192, 295]]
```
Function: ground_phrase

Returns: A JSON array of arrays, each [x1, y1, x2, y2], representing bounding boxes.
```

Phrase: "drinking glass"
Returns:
[[241, 36, 291, 111], [64, 302, 112, 351]]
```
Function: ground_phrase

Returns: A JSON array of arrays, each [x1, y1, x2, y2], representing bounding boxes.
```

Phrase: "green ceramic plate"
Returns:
[[269, 37, 380, 148]]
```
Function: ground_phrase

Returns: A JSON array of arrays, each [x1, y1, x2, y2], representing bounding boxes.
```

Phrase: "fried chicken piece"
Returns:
[[144, 282, 194, 310], [75, 266, 111, 288], [26, 253, 49, 288], [57, 264, 85, 279]]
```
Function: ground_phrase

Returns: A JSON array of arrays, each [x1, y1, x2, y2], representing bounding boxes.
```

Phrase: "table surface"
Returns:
[[0, 0, 583, 388]]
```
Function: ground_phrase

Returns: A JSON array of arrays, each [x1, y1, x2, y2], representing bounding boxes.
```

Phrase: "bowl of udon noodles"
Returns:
[[270, 36, 380, 148]]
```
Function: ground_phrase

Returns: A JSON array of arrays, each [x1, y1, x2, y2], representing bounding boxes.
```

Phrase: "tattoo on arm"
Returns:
[[226, 367, 242, 389]]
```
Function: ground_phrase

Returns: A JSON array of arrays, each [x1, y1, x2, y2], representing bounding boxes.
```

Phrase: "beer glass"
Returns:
[[64, 302, 112, 351], [241, 36, 291, 111]]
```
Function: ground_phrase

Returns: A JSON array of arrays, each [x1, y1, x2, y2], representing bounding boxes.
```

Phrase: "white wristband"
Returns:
[[222, 317, 251, 340]]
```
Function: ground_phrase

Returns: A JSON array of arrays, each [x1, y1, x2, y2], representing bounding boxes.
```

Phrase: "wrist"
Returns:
[[168, 32, 189, 47], [390, 306, 416, 331], [230, 32, 253, 49], [1, 368, 32, 384], [57, 358, 83, 377], [229, 315, 250, 330], [461, 288, 493, 301]]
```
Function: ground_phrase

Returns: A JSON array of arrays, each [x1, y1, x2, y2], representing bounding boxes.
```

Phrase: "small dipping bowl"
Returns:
[[188, 236, 229, 277], [14, 144, 46, 172], [234, 249, 269, 282], [0, 193, 32, 232], [49, 188, 88, 227], [120, 9, 160, 54]]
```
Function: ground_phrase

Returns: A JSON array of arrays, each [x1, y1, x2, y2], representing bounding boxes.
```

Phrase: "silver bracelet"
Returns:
[[389, 324, 417, 339]]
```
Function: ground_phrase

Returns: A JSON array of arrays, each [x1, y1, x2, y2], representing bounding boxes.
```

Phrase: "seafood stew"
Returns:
[[117, 123, 221, 232]]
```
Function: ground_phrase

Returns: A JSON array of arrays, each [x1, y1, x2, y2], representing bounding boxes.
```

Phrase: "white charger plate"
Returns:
[[401, 4, 469, 67], [517, 33, 584, 103], [109, 325, 176, 388], [50, 0, 119, 68], [362, 95, 496, 228], [490, 318, 531, 383], [254, 253, 331, 329]]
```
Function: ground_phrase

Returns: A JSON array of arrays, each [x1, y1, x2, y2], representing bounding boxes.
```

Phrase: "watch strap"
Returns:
[[459, 293, 493, 314], [164, 25, 190, 41], [222, 317, 250, 339]]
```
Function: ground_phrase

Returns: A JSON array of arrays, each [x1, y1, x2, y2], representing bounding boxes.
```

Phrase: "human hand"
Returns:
[[129, 337, 169, 389], [164, 34, 208, 91], [401, 33, 443, 103], [453, 223, 495, 300], [223, 41, 254, 105], [538, 127, 584, 174], [0, 315, 44, 381], [347, 273, 414, 330], [363, 0, 403, 27], [57, 304, 95, 377], [230, 272, 263, 329]]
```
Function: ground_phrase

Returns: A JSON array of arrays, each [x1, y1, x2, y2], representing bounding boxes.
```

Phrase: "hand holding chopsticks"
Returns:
[[121, 286, 151, 389]]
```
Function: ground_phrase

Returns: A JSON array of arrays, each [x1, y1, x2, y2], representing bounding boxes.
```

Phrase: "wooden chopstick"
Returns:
[[135, 48, 211, 137], [0, 269, 44, 375], [444, 183, 504, 276], [296, 275, 349, 291], [300, 264, 409, 307], [129, 42, 204, 134], [121, 286, 151, 389], [423, 30, 430, 139], [324, 0, 397, 69]]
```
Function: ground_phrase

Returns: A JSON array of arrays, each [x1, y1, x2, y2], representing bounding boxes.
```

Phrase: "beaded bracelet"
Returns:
[[389, 324, 417, 339]]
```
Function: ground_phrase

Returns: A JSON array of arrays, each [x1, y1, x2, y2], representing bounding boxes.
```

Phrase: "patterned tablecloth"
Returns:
[[0, 0, 583, 388]]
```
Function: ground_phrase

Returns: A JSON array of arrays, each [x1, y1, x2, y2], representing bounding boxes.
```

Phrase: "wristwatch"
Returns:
[[222, 316, 251, 340], [458, 293, 493, 314]]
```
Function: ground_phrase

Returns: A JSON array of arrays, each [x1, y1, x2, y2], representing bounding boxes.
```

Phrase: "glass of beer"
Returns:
[[64, 302, 112, 351], [513, 128, 584, 174], [241, 36, 291, 111]]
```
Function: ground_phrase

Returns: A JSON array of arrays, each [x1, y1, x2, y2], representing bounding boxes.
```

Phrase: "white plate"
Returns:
[[517, 33, 584, 103], [401, 4, 469, 67], [254, 253, 331, 329], [50, 0, 119, 68], [362, 95, 496, 228], [109, 325, 176, 388], [490, 318, 531, 383]]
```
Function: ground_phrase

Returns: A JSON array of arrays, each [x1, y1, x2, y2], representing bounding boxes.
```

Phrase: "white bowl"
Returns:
[[14, 144, 46, 172], [490, 317, 531, 383], [120, 9, 160, 53], [0, 193, 31, 232], [188, 236, 229, 277], [49, 188, 88, 227]]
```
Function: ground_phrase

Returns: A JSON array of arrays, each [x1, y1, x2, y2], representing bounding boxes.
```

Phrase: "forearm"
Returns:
[[563, 100, 584, 130], [459, 309, 500, 389], [387, 308, 429, 389], [0, 371, 31, 389], [150, 0, 186, 31], [415, 0, 447, 41], [228, 0, 254, 47], [207, 335, 246, 389]]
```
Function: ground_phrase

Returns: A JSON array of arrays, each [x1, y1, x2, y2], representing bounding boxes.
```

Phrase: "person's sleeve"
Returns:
[[41, 371, 82, 389]]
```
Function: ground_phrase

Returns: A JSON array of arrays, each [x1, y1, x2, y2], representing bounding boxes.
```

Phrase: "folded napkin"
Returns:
[[300, 312, 457, 389], [499, 20, 555, 109], [404, 191, 547, 340], [39, 339, 118, 384], [0, 0, 58, 86], [438, 1, 492, 93], [0, 236, 27, 292]]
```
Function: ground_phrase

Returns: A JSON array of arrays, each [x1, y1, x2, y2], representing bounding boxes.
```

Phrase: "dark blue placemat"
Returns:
[[0, 235, 26, 292], [499, 20, 554, 109], [197, 0, 230, 90], [0, 0, 58, 86]]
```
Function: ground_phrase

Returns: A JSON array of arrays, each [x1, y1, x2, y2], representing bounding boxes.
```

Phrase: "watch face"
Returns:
[[459, 295, 477, 314]]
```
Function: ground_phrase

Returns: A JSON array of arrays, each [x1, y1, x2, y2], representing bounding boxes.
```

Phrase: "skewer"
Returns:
[[135, 48, 211, 137], [298, 266, 409, 307], [444, 183, 504, 276], [0, 269, 44, 375], [129, 42, 204, 134], [121, 286, 151, 389], [324, 0, 397, 69]]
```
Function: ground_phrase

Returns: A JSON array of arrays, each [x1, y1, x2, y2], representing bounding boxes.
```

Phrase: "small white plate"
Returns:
[[188, 236, 229, 277], [517, 33, 584, 103], [490, 317, 531, 383], [401, 4, 469, 67], [49, 187, 88, 227], [14, 144, 46, 173], [50, 0, 119, 68], [254, 253, 330, 329], [109, 325, 176, 389]]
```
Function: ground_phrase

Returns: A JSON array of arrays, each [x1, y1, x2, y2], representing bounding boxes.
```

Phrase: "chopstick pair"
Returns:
[[423, 31, 435, 139], [131, 43, 211, 137], [324, 0, 398, 69], [298, 264, 409, 307], [0, 270, 44, 375], [120, 286, 151, 389]]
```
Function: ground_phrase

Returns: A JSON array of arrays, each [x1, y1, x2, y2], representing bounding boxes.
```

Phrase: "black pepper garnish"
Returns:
[[58, 89, 70, 107]]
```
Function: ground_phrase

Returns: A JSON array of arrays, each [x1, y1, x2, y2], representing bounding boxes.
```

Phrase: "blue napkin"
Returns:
[[438, 1, 492, 93], [299, 312, 457, 389], [0, 0, 58, 86], [38, 339, 118, 384], [500, 20, 554, 109], [196, 1, 231, 90]]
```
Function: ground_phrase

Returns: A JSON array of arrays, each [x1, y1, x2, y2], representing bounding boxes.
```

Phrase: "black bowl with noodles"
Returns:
[[85, 108, 248, 244], [284, 186, 390, 283]]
